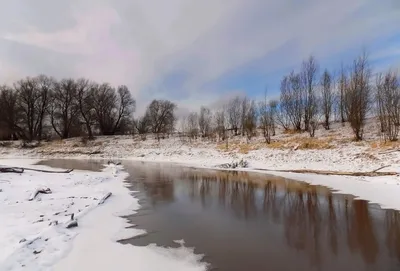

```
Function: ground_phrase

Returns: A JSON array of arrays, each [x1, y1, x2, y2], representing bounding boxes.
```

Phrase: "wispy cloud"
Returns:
[[0, 0, 399, 114]]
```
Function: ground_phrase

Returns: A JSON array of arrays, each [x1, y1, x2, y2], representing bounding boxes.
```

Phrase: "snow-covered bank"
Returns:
[[2, 131, 400, 213], [2, 120, 400, 173], [0, 159, 206, 271]]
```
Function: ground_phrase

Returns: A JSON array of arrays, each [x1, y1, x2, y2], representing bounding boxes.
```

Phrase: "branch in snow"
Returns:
[[28, 187, 52, 201], [65, 213, 78, 229], [98, 192, 112, 205]]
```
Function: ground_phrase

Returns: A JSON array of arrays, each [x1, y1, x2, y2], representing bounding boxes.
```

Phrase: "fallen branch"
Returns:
[[22, 167, 73, 173], [0, 167, 24, 173], [372, 165, 391, 173], [98, 192, 112, 205], [65, 213, 78, 229], [39, 150, 102, 156], [0, 166, 73, 174], [252, 168, 398, 177], [378, 149, 400, 155], [28, 187, 52, 201]]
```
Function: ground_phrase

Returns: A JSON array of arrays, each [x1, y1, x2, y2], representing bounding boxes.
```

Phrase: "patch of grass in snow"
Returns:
[[216, 136, 335, 152], [369, 140, 400, 150], [268, 136, 335, 150], [216, 142, 264, 154], [282, 129, 302, 135]]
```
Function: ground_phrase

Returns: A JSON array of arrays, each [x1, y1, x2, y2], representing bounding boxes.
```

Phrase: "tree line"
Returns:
[[1, 50, 399, 143], [181, 51, 400, 142], [0, 76, 176, 141]]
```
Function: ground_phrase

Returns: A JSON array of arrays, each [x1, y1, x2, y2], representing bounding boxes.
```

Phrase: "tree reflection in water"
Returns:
[[127, 163, 399, 268], [385, 210, 400, 261]]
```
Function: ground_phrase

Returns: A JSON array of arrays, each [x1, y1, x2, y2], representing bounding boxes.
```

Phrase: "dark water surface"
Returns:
[[39, 159, 400, 271], [36, 159, 104, 172]]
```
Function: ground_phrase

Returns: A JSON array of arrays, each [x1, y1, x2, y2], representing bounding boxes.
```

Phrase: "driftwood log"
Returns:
[[0, 167, 24, 173], [22, 167, 73, 173], [0, 166, 73, 174]]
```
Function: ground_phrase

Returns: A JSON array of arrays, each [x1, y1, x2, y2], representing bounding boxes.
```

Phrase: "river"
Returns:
[[37, 159, 400, 271]]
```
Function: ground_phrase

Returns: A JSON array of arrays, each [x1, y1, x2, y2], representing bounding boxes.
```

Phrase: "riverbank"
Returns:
[[1, 120, 400, 173], [0, 159, 207, 271]]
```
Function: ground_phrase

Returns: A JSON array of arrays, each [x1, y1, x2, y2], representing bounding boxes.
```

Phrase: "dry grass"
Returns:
[[268, 136, 335, 150], [216, 136, 336, 152], [295, 138, 335, 150], [369, 140, 400, 150], [268, 141, 287, 149], [49, 139, 65, 145], [216, 141, 264, 154], [283, 129, 302, 135], [353, 141, 366, 147]]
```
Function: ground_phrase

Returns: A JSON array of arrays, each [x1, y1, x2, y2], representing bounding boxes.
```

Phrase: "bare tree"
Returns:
[[0, 85, 23, 139], [339, 64, 348, 124], [187, 112, 199, 139], [259, 97, 273, 143], [134, 115, 150, 140], [227, 96, 242, 135], [268, 100, 278, 136], [345, 52, 372, 141], [214, 107, 227, 140], [240, 96, 249, 136], [198, 106, 212, 138], [279, 72, 303, 130], [76, 79, 95, 139], [48, 78, 78, 139], [301, 56, 319, 132], [332, 85, 341, 122], [145, 99, 176, 140], [321, 69, 333, 130], [243, 100, 257, 139], [15, 76, 51, 141], [113, 85, 136, 134], [91, 83, 135, 135], [92, 83, 117, 135], [376, 71, 400, 141], [308, 106, 319, 137], [35, 75, 53, 139], [276, 98, 291, 131]]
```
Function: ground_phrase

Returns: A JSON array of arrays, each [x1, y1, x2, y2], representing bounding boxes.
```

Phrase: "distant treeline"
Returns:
[[0, 77, 175, 141], [1, 50, 399, 142]]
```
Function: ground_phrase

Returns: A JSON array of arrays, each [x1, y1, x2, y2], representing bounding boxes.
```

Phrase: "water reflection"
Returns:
[[36, 160, 400, 271], [124, 162, 400, 271]]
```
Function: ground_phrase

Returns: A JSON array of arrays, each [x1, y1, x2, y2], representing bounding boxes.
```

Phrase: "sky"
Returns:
[[0, 0, 400, 116]]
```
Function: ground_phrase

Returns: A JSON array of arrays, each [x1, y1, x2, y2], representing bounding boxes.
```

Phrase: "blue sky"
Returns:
[[0, 0, 400, 116]]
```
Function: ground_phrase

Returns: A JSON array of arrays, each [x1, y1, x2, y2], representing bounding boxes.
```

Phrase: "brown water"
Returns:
[[36, 159, 104, 172], [39, 159, 400, 271]]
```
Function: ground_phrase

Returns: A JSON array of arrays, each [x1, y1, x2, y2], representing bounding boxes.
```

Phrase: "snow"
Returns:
[[2, 119, 400, 270], [0, 159, 207, 271], [268, 172, 400, 210]]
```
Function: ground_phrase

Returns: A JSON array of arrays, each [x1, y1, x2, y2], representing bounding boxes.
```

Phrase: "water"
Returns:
[[36, 159, 104, 172], [39, 159, 400, 271]]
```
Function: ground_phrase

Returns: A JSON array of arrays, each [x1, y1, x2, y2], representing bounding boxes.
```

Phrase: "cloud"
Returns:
[[0, 0, 399, 114]]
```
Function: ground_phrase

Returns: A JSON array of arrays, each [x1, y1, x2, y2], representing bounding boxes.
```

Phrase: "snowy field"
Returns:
[[0, 159, 206, 271]]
